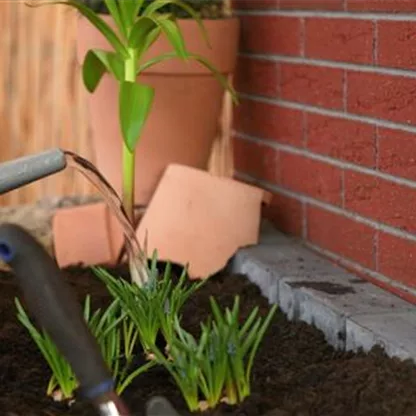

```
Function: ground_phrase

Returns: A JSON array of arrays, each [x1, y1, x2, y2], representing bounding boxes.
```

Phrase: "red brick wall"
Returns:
[[231, 0, 416, 300]]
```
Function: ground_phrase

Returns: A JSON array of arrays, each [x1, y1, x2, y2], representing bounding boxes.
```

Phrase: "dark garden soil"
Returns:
[[1, 265, 416, 416]]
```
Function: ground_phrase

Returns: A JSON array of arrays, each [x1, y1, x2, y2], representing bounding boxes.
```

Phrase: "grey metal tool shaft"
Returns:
[[0, 148, 67, 195]]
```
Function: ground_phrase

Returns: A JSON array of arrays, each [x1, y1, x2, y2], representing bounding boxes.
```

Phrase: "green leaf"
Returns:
[[130, 14, 187, 60], [128, 16, 158, 52], [139, 13, 174, 55], [82, 49, 124, 92], [27, 0, 128, 58], [83, 295, 92, 321], [188, 53, 239, 103], [132, 0, 146, 19], [245, 304, 277, 383], [239, 307, 259, 339], [115, 0, 136, 35], [209, 296, 225, 327], [103, 0, 126, 39], [137, 51, 179, 74], [241, 318, 261, 357], [15, 297, 78, 399], [116, 360, 156, 395], [143, 0, 211, 48], [119, 81, 155, 152], [157, 17, 187, 59], [144, 26, 162, 51], [138, 51, 238, 103]]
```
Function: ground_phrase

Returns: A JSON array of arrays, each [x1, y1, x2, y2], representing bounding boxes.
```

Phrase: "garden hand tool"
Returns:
[[0, 224, 181, 416]]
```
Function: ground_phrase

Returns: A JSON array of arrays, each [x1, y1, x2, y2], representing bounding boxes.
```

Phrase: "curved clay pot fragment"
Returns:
[[134, 164, 270, 279], [52, 164, 270, 275], [52, 202, 114, 267]]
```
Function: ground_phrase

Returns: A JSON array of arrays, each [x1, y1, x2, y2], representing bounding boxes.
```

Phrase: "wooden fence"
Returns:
[[0, 1, 233, 207], [0, 2, 95, 206]]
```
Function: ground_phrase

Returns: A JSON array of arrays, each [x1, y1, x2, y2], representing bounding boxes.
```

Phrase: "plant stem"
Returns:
[[122, 144, 135, 222], [122, 48, 138, 222], [225, 380, 238, 405], [122, 48, 148, 285]]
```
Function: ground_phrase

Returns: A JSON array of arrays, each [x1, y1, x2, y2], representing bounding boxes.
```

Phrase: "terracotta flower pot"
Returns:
[[76, 15, 240, 206]]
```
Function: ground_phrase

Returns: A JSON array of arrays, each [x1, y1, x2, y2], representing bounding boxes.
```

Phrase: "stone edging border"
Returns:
[[229, 221, 416, 362]]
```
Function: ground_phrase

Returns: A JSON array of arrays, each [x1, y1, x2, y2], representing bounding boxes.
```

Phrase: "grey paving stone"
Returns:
[[231, 220, 416, 362], [346, 311, 416, 361]]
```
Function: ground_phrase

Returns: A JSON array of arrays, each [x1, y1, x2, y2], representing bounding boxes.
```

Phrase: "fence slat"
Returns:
[[0, 3, 96, 206]]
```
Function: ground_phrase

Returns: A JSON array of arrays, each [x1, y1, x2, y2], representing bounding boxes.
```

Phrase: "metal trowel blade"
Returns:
[[145, 396, 182, 416]]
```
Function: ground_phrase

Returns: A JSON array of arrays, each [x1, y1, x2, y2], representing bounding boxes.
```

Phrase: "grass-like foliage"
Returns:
[[150, 295, 278, 412], [92, 255, 204, 357], [15, 251, 275, 412], [15, 295, 155, 401]]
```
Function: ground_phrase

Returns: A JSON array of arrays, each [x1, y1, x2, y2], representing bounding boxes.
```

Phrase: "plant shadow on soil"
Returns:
[[1, 264, 416, 416]]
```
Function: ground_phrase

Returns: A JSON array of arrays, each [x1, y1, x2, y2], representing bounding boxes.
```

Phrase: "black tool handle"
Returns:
[[0, 223, 113, 400]]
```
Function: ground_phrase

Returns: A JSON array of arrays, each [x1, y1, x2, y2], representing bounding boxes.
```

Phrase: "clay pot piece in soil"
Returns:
[[1, 266, 416, 416], [53, 165, 270, 278]]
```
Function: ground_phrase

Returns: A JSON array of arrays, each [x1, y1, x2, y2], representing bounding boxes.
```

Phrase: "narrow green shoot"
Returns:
[[150, 295, 277, 411], [15, 295, 153, 401], [150, 316, 205, 412], [92, 254, 202, 357], [210, 296, 278, 403]]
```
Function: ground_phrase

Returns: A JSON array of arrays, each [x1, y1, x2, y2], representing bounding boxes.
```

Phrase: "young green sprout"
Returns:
[[93, 251, 204, 358], [210, 296, 277, 404], [15, 295, 154, 402], [150, 295, 278, 411]]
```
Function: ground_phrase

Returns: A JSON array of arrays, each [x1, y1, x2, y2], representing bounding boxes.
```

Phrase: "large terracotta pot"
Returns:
[[76, 16, 240, 205]]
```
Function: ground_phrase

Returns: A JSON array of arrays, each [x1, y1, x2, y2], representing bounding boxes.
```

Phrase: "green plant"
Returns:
[[93, 252, 204, 357], [151, 316, 202, 411], [211, 296, 277, 404], [83, 0, 226, 18], [27, 0, 236, 287], [28, 0, 236, 225], [151, 295, 278, 412], [15, 295, 155, 401]]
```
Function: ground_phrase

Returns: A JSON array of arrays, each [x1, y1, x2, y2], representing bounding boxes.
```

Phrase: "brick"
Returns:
[[378, 128, 416, 181], [232, 0, 279, 9], [239, 15, 302, 55], [280, 0, 343, 9], [305, 18, 374, 64], [233, 136, 280, 184], [347, 0, 416, 12], [233, 98, 303, 146], [377, 21, 416, 70], [344, 171, 416, 233], [280, 152, 342, 204], [263, 192, 303, 236], [307, 114, 376, 167], [379, 232, 416, 288], [280, 63, 344, 109], [234, 56, 279, 98], [347, 72, 416, 125], [307, 205, 376, 268]]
